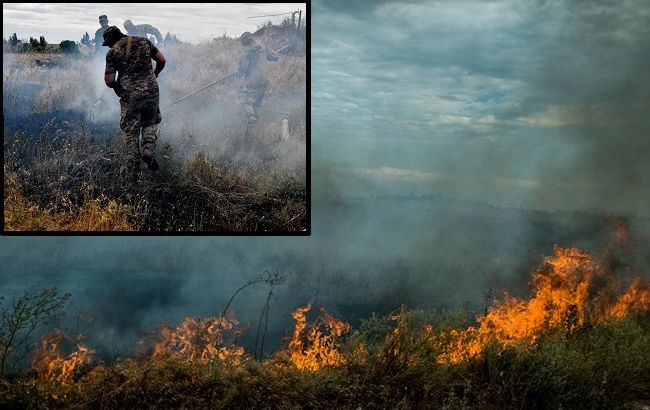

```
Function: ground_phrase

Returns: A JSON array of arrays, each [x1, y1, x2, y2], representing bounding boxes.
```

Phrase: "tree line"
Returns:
[[4, 30, 184, 54], [3, 32, 80, 54]]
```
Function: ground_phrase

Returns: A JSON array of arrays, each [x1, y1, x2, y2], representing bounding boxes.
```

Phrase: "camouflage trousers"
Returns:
[[119, 94, 161, 175], [239, 85, 265, 119]]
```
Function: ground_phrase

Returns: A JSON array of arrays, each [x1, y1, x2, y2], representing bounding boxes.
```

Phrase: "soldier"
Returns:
[[94, 15, 109, 54], [102, 26, 166, 178], [235, 32, 280, 124], [123, 19, 164, 46]]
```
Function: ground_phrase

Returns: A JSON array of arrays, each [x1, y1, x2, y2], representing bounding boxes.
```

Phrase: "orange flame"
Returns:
[[152, 315, 244, 364], [289, 303, 350, 371], [32, 330, 94, 384], [607, 278, 650, 318], [440, 246, 650, 363]]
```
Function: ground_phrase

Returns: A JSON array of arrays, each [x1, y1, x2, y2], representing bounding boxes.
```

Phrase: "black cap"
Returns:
[[241, 31, 254, 45], [99, 15, 108, 21], [102, 26, 125, 46]]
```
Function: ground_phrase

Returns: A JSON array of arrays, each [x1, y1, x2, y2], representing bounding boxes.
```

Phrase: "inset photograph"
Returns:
[[3, 3, 308, 234]]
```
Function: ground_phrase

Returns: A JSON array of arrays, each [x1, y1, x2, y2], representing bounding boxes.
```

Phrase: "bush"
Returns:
[[58, 40, 79, 54]]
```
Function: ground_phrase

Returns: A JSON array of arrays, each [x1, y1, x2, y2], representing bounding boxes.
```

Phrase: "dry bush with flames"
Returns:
[[31, 330, 94, 385], [438, 246, 650, 363], [288, 302, 350, 371], [152, 315, 244, 364]]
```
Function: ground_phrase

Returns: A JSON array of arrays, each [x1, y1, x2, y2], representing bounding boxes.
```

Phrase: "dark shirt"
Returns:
[[94, 26, 107, 52], [237, 42, 280, 88], [126, 24, 163, 45]]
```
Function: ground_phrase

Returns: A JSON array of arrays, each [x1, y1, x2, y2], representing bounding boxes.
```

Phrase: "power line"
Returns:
[[247, 11, 298, 19]]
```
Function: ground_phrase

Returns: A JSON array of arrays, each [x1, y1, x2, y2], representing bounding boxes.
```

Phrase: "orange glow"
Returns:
[[440, 247, 650, 363], [32, 330, 94, 384], [152, 315, 244, 364], [288, 303, 350, 371], [608, 278, 650, 318]]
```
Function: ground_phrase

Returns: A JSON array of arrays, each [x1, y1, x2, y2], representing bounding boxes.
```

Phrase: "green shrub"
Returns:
[[58, 40, 79, 54]]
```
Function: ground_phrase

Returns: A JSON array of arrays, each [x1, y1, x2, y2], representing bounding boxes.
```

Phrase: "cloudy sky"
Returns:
[[313, 0, 650, 216], [3, 3, 305, 43]]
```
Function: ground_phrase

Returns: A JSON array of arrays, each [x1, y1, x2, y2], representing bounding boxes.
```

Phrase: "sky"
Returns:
[[2, 3, 306, 43]]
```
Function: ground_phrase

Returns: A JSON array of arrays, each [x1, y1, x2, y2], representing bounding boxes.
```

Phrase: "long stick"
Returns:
[[164, 72, 234, 108], [163, 46, 288, 109]]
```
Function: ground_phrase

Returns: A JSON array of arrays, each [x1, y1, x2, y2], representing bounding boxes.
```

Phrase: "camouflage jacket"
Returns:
[[94, 26, 106, 52], [105, 36, 160, 100], [237, 42, 280, 88], [126, 24, 163, 45]]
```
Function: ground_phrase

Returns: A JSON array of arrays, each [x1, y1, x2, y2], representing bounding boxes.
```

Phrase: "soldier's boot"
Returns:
[[124, 155, 141, 191], [141, 124, 159, 171], [142, 154, 159, 171]]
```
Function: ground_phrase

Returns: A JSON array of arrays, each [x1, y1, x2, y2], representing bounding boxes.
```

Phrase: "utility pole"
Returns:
[[248, 10, 303, 28]]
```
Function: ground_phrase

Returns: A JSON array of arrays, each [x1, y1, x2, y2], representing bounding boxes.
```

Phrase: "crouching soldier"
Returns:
[[102, 26, 166, 180]]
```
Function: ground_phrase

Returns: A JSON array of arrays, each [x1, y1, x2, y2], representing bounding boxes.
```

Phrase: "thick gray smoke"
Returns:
[[3, 35, 306, 175], [522, 1, 650, 215]]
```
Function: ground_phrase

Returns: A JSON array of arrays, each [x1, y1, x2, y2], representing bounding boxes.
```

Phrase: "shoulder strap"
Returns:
[[125, 36, 132, 63]]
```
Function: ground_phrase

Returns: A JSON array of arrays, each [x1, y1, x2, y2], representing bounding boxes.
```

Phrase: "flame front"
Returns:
[[607, 278, 650, 318], [440, 247, 650, 363], [32, 330, 94, 384], [152, 315, 244, 364], [24, 245, 649, 392], [289, 303, 350, 371]]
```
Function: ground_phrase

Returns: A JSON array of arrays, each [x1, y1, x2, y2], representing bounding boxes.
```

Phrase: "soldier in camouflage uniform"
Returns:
[[123, 19, 164, 46], [235, 32, 280, 124], [102, 26, 166, 177], [94, 15, 109, 54]]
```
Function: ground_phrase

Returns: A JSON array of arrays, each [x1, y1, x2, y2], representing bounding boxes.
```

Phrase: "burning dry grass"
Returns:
[[437, 247, 650, 364], [3, 247, 649, 408], [152, 315, 245, 364], [31, 330, 94, 385], [289, 302, 351, 371]]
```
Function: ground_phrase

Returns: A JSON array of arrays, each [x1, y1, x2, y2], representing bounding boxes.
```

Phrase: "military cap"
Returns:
[[241, 31, 254, 44], [99, 15, 108, 21], [102, 26, 126, 46]]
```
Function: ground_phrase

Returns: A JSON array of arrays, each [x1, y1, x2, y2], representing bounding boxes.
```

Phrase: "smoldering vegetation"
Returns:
[[3, 24, 306, 231]]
